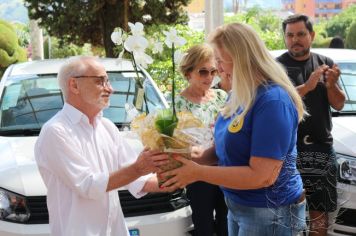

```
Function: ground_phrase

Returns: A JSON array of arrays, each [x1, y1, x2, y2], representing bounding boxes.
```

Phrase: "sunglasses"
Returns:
[[198, 68, 218, 77]]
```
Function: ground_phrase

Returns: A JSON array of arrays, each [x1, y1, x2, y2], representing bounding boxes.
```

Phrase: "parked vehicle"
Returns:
[[271, 48, 356, 236], [0, 58, 193, 236]]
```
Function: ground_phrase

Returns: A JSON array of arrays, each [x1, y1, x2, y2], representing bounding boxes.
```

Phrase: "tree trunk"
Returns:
[[29, 19, 44, 60], [233, 0, 239, 14], [100, 0, 127, 57]]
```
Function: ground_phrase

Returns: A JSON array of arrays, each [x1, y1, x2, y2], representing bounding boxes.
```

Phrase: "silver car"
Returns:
[[0, 58, 193, 236]]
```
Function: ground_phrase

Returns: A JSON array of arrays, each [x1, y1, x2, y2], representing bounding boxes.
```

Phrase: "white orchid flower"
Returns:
[[163, 28, 187, 48], [128, 22, 145, 36], [152, 41, 163, 54], [174, 50, 187, 64], [124, 35, 149, 53], [133, 51, 153, 69], [111, 29, 123, 45]]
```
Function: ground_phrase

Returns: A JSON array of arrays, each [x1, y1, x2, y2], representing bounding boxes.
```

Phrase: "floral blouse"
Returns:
[[175, 89, 227, 128]]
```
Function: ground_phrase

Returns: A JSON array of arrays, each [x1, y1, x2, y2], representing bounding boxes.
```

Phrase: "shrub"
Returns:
[[0, 19, 27, 77], [345, 21, 356, 49]]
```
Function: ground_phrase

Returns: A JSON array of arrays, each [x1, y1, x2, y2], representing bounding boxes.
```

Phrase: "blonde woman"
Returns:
[[176, 44, 228, 236], [161, 23, 306, 236]]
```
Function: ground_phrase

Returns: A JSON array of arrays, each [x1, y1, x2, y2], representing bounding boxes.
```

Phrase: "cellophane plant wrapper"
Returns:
[[131, 110, 213, 186]]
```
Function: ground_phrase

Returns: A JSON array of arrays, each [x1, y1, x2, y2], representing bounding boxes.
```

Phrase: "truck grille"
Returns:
[[25, 190, 189, 224]]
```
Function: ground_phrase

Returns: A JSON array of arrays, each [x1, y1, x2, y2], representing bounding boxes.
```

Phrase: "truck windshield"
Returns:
[[0, 72, 166, 135]]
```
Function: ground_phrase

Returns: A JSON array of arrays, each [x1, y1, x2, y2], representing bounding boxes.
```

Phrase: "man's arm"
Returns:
[[325, 64, 346, 111], [141, 175, 177, 192], [106, 149, 168, 192], [296, 64, 328, 97]]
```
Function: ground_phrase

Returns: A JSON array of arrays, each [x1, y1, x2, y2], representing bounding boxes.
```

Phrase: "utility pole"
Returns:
[[204, 0, 224, 38]]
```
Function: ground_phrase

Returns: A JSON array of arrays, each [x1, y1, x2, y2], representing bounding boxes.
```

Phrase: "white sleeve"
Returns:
[[116, 132, 151, 198]]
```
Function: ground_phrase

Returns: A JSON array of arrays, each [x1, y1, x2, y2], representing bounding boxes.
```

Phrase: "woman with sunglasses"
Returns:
[[161, 23, 307, 236], [176, 44, 228, 236]]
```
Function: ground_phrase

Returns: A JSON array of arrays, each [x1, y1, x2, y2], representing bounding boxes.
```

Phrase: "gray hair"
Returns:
[[57, 56, 99, 101]]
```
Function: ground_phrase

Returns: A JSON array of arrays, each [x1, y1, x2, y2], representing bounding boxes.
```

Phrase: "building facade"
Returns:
[[281, 0, 356, 20]]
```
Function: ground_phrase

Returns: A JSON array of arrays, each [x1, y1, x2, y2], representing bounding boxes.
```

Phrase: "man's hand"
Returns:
[[107, 148, 169, 192], [133, 148, 169, 176], [324, 64, 341, 88], [304, 64, 329, 92]]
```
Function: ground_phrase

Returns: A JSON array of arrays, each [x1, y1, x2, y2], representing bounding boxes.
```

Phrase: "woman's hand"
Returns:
[[159, 155, 202, 189], [142, 175, 178, 193]]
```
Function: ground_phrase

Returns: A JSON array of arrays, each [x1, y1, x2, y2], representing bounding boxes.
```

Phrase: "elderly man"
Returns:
[[277, 14, 345, 236], [35, 56, 173, 236]]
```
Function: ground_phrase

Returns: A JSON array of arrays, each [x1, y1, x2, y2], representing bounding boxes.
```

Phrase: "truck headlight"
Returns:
[[337, 153, 356, 184], [0, 188, 30, 223]]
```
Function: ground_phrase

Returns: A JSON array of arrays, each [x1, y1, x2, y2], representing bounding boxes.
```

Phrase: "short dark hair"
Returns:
[[282, 14, 314, 33], [329, 36, 345, 48]]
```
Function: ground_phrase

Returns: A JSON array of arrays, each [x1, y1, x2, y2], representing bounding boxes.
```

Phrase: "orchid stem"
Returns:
[[130, 52, 149, 114], [171, 43, 177, 120]]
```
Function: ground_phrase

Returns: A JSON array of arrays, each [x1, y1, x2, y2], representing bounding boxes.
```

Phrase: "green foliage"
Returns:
[[325, 5, 356, 38], [224, 8, 284, 50], [12, 22, 30, 48], [145, 24, 204, 94], [24, 0, 192, 57], [0, 19, 27, 76], [155, 109, 178, 137], [312, 37, 332, 48], [314, 20, 328, 38], [346, 21, 356, 49], [312, 20, 331, 48], [43, 37, 93, 59]]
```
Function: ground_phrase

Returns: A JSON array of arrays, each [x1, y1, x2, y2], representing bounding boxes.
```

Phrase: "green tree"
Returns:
[[43, 37, 94, 59], [0, 19, 27, 77], [24, 0, 191, 57], [224, 8, 284, 50], [345, 21, 356, 49], [312, 20, 330, 48], [13, 22, 30, 48], [325, 5, 356, 39]]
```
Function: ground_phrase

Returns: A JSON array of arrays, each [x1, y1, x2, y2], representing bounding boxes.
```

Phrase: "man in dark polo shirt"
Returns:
[[277, 14, 345, 236]]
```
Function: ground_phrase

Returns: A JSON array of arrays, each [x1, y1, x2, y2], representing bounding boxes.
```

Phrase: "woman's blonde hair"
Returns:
[[209, 23, 304, 122], [179, 44, 214, 79]]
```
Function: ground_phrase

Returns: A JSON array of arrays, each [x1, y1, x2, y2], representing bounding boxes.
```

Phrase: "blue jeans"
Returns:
[[225, 197, 307, 236]]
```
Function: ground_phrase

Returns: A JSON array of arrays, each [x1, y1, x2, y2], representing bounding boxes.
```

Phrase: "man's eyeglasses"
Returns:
[[285, 31, 308, 40], [198, 68, 218, 77], [73, 75, 111, 88]]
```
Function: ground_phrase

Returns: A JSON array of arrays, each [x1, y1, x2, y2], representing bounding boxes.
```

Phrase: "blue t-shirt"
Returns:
[[214, 84, 303, 207]]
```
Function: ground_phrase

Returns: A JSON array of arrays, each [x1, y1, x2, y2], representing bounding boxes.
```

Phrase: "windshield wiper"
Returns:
[[332, 111, 356, 117], [0, 128, 41, 136]]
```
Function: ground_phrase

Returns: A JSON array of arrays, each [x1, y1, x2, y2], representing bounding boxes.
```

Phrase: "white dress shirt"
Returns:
[[35, 103, 148, 236]]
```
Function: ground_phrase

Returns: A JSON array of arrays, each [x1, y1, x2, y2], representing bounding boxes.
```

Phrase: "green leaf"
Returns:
[[155, 108, 178, 137]]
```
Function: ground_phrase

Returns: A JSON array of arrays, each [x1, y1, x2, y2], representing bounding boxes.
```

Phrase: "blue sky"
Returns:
[[225, 0, 282, 10]]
